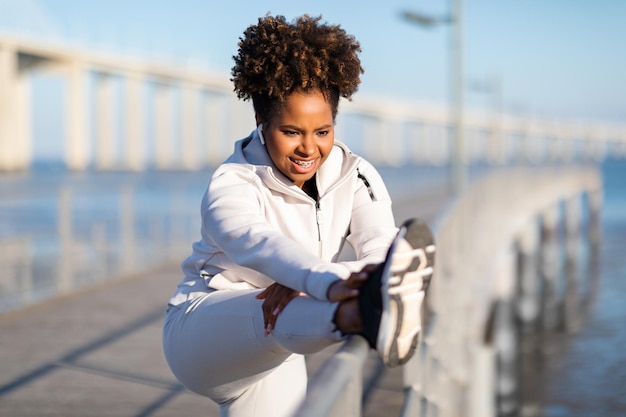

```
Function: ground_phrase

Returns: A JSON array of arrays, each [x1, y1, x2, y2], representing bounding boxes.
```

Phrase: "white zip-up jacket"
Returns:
[[168, 127, 397, 306]]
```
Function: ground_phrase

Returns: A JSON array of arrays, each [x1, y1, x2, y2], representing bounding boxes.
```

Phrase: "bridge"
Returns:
[[1, 35, 626, 172]]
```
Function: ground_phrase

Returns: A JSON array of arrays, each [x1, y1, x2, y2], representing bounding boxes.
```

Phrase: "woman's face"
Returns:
[[261, 90, 334, 188]]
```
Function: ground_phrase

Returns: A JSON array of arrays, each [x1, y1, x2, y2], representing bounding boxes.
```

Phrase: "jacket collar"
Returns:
[[233, 127, 361, 197]]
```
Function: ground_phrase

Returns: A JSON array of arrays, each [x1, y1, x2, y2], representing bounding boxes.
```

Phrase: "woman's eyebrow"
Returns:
[[279, 124, 333, 131]]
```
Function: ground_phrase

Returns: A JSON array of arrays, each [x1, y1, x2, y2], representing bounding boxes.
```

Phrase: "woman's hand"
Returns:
[[256, 283, 303, 336], [326, 263, 380, 302], [256, 264, 380, 336]]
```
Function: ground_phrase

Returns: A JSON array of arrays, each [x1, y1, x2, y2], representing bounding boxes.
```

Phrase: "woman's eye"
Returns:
[[282, 130, 298, 136], [317, 130, 329, 137]]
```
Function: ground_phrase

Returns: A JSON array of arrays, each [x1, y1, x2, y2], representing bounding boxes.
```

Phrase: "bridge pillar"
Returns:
[[424, 123, 448, 166], [486, 122, 504, 165], [388, 118, 405, 166], [65, 61, 89, 170], [588, 132, 606, 162], [371, 116, 404, 166], [181, 83, 200, 170], [360, 115, 379, 165], [0, 43, 31, 171], [95, 73, 117, 170], [517, 124, 530, 164], [229, 95, 255, 150], [546, 128, 563, 164], [154, 84, 173, 169], [15, 61, 31, 171], [423, 122, 438, 165], [124, 73, 145, 171], [562, 125, 577, 163], [618, 140, 626, 158], [524, 127, 544, 165], [204, 92, 224, 166], [408, 122, 426, 165]]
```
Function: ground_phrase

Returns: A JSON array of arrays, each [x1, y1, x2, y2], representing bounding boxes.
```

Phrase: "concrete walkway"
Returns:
[[0, 187, 451, 417]]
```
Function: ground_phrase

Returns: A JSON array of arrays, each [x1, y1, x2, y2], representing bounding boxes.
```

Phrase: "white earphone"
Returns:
[[257, 124, 266, 145]]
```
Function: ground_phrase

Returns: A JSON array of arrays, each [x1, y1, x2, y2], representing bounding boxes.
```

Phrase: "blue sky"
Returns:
[[2, 0, 625, 126]]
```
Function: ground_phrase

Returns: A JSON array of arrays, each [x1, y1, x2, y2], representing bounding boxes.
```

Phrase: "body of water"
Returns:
[[540, 159, 626, 416]]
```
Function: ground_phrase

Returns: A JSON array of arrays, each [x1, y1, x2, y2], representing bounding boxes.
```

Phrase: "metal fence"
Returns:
[[0, 173, 205, 313], [294, 166, 602, 417]]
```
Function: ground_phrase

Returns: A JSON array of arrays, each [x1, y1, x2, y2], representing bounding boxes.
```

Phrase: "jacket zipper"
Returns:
[[315, 200, 322, 257]]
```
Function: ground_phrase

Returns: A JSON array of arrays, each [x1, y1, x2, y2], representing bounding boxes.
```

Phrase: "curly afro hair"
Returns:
[[231, 14, 363, 122]]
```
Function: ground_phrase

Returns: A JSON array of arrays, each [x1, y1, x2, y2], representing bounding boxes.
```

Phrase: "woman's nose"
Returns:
[[297, 135, 315, 156]]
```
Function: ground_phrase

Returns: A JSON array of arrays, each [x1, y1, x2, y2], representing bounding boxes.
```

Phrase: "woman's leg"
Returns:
[[220, 354, 307, 417], [162, 288, 344, 415]]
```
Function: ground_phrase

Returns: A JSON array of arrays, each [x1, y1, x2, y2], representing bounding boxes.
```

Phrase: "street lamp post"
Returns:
[[401, 0, 466, 195], [469, 76, 504, 164]]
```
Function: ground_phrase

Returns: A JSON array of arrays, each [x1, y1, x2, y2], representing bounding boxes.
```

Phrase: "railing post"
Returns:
[[0, 237, 33, 310], [587, 188, 603, 251], [494, 247, 520, 417], [293, 336, 368, 417], [91, 223, 108, 281], [583, 187, 603, 314], [120, 187, 136, 275], [539, 204, 561, 332], [563, 195, 582, 332], [57, 187, 73, 291], [516, 218, 542, 417], [469, 342, 496, 417], [516, 221, 541, 327]]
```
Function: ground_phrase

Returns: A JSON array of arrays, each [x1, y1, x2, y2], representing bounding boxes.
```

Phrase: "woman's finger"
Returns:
[[256, 287, 270, 300], [327, 280, 358, 302], [265, 305, 280, 336], [261, 283, 300, 336], [361, 263, 379, 273], [345, 271, 368, 288]]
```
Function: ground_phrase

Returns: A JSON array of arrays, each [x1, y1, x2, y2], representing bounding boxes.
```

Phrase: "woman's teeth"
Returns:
[[292, 159, 315, 168]]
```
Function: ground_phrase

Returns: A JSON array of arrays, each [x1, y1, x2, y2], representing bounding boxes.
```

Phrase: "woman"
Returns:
[[162, 14, 434, 417]]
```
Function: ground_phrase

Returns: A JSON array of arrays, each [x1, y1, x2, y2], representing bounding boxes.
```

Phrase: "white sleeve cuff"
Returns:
[[305, 262, 351, 300]]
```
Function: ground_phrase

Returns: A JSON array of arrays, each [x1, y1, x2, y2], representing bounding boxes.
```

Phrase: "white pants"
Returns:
[[162, 288, 345, 417]]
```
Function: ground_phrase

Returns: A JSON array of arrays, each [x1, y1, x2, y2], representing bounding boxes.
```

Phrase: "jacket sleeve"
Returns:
[[342, 161, 398, 271], [203, 167, 350, 300]]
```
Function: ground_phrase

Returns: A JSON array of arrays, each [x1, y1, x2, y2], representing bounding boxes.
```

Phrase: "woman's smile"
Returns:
[[290, 157, 318, 172]]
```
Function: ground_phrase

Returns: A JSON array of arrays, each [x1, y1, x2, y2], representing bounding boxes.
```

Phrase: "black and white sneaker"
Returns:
[[358, 218, 436, 367]]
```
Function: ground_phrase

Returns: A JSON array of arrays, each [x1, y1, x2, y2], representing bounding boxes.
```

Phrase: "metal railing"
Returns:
[[295, 165, 602, 417], [0, 174, 204, 313]]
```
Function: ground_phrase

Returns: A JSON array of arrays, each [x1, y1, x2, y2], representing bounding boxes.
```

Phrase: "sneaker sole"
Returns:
[[377, 218, 435, 367]]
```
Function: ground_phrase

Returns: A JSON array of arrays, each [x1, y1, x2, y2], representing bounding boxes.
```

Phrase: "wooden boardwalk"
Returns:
[[0, 187, 451, 417]]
